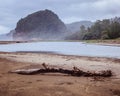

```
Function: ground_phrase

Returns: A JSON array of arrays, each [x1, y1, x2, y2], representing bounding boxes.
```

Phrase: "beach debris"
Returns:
[[110, 89, 120, 96], [42, 63, 48, 69], [9, 63, 112, 77], [10, 69, 41, 75]]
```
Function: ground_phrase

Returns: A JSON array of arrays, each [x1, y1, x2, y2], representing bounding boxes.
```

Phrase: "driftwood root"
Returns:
[[9, 63, 112, 77]]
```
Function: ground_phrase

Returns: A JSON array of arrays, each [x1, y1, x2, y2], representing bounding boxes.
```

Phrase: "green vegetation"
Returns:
[[83, 39, 120, 44], [66, 18, 120, 40]]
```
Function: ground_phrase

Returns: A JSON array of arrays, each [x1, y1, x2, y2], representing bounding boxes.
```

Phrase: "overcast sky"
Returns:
[[0, 0, 120, 34]]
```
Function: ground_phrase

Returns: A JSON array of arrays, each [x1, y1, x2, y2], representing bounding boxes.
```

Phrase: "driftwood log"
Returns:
[[10, 63, 112, 77]]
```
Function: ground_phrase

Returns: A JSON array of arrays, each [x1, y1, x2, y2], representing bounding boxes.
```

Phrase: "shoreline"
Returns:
[[1, 51, 120, 61], [1, 51, 120, 62], [89, 43, 120, 47], [0, 40, 120, 46]]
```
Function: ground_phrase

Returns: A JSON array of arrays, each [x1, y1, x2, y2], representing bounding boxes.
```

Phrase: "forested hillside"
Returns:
[[66, 17, 120, 40]]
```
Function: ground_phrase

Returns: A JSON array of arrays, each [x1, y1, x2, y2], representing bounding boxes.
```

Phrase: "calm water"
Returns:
[[0, 42, 120, 58]]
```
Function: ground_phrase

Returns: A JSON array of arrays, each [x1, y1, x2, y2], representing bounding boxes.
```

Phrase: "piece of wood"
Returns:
[[9, 63, 112, 77]]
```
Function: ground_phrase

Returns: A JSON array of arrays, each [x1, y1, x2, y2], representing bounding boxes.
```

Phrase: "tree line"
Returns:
[[66, 18, 120, 40]]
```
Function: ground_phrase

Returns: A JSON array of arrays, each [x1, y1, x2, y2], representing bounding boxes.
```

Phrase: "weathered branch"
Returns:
[[9, 64, 112, 77]]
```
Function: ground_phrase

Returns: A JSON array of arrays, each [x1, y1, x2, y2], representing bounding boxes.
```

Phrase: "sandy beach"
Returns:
[[0, 0, 120, 95], [0, 52, 120, 96]]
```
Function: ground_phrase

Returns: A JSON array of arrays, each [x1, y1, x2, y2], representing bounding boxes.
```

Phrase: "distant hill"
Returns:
[[13, 9, 67, 40], [0, 30, 14, 41], [66, 21, 93, 33], [111, 17, 120, 24]]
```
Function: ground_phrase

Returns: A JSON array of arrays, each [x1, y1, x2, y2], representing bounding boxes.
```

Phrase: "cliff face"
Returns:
[[13, 9, 67, 40]]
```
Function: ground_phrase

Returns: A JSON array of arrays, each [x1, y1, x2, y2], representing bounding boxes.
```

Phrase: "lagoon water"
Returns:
[[0, 42, 120, 59]]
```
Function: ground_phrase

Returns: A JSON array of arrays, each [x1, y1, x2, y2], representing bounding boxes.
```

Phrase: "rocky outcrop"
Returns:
[[13, 9, 67, 40]]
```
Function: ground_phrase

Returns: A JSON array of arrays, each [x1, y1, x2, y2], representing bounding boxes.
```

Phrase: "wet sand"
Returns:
[[0, 52, 120, 96]]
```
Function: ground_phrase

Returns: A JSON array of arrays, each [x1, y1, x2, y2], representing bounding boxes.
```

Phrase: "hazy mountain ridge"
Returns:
[[111, 17, 120, 23], [0, 10, 120, 41], [0, 30, 14, 41], [66, 21, 93, 33]]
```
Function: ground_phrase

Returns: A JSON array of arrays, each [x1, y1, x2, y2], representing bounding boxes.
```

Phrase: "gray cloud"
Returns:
[[0, 0, 120, 34]]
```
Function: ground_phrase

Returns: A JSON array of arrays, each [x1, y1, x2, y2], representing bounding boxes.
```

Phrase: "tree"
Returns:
[[108, 22, 120, 39], [101, 31, 109, 39]]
